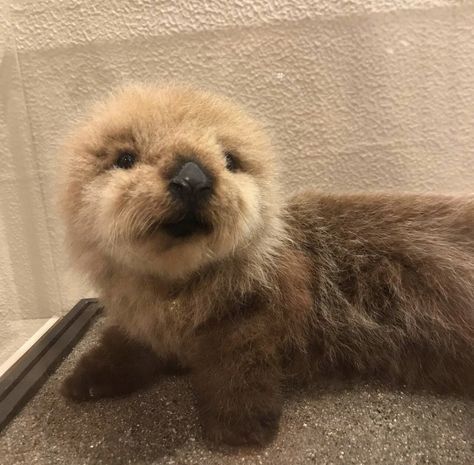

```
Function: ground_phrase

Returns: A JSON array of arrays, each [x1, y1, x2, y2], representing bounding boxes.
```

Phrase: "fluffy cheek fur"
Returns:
[[77, 167, 264, 280]]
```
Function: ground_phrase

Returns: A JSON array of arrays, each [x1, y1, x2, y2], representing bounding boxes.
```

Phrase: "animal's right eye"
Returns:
[[224, 152, 239, 172], [114, 151, 137, 169]]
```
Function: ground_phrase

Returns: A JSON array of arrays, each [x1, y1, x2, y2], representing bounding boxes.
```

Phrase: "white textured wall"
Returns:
[[1, 0, 473, 321], [1, 2, 63, 328]]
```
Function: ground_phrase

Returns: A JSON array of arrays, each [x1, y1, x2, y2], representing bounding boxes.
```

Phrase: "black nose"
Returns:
[[169, 161, 213, 202]]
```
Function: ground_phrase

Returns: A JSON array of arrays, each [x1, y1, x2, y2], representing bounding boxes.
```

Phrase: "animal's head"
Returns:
[[60, 84, 281, 280]]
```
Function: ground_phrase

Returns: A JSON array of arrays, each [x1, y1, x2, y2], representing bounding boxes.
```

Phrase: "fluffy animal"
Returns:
[[60, 84, 474, 446]]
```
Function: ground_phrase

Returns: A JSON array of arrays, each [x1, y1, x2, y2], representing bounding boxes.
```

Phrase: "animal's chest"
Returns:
[[106, 290, 195, 358]]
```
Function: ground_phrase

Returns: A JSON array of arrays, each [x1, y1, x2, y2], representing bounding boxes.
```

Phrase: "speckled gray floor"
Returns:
[[1, 317, 472, 465]]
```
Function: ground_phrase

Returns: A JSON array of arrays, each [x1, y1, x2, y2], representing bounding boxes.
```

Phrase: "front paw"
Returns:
[[60, 358, 118, 401], [203, 410, 281, 446], [61, 353, 132, 401], [61, 370, 100, 401]]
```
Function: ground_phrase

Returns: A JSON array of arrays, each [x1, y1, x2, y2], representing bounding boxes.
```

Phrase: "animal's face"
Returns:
[[60, 85, 279, 280]]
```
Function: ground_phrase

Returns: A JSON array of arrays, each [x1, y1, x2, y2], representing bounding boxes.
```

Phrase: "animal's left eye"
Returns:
[[224, 152, 239, 172], [114, 151, 137, 169]]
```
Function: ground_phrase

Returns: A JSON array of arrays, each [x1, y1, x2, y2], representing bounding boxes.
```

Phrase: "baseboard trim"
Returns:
[[0, 299, 102, 431], [0, 317, 60, 379]]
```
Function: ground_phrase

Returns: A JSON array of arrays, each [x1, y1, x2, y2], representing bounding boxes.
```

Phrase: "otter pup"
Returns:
[[60, 84, 474, 446]]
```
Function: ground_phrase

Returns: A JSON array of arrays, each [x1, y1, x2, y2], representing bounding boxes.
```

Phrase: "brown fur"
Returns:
[[59, 84, 474, 446]]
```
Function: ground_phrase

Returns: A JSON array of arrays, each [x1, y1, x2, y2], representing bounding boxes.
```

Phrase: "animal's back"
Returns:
[[284, 191, 474, 393]]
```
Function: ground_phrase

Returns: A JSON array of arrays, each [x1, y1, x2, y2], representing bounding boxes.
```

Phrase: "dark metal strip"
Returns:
[[0, 299, 101, 431], [0, 298, 95, 400]]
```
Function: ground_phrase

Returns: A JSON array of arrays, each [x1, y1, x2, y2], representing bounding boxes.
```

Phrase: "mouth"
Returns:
[[161, 211, 212, 238]]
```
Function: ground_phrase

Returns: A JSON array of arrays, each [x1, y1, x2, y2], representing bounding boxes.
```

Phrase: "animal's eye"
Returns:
[[224, 151, 239, 172], [114, 151, 137, 169]]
